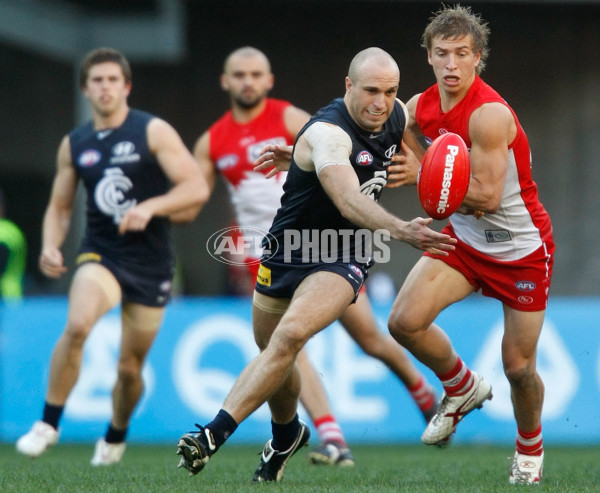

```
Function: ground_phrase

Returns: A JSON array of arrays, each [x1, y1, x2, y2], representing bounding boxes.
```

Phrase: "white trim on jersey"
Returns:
[[450, 149, 543, 261]]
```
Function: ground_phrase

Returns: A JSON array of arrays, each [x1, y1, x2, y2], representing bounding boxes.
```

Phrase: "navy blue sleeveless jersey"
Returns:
[[263, 98, 406, 265], [69, 109, 173, 271]]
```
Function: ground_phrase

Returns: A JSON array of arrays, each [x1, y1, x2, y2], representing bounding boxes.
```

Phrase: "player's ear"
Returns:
[[344, 76, 353, 92], [267, 73, 274, 91], [220, 74, 229, 91]]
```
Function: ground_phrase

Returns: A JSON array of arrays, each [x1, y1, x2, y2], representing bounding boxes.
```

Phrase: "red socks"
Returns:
[[516, 425, 543, 456], [313, 414, 347, 446], [437, 357, 474, 396]]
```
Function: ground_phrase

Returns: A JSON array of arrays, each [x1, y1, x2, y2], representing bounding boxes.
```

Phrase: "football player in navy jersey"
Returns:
[[193, 46, 442, 467], [176, 47, 455, 483], [16, 47, 208, 465]]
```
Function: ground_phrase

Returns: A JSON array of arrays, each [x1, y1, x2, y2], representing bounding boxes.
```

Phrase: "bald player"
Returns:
[[191, 46, 440, 467], [176, 47, 455, 483]]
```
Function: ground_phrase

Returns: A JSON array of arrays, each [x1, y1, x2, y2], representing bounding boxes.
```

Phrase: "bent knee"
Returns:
[[504, 362, 538, 386], [64, 315, 96, 345], [117, 359, 144, 384], [269, 325, 307, 357], [387, 307, 425, 342]]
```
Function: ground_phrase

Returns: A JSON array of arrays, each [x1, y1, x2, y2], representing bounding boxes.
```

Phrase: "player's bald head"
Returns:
[[347, 47, 399, 84], [223, 46, 271, 74]]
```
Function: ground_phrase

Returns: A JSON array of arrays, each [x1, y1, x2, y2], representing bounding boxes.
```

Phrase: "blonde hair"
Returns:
[[422, 4, 490, 74]]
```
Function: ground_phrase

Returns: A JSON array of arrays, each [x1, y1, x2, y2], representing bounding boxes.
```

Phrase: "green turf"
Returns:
[[1, 443, 598, 492]]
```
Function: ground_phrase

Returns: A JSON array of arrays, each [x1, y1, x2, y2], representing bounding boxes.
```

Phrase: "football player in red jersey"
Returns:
[[387, 5, 554, 485]]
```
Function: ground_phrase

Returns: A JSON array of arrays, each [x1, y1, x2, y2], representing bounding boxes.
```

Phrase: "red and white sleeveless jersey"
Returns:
[[415, 76, 552, 261], [209, 98, 293, 257]]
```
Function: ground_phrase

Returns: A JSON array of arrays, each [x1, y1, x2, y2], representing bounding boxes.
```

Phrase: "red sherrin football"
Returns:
[[417, 132, 470, 220]]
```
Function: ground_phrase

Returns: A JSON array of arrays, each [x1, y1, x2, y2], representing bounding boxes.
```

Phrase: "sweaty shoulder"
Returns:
[[469, 101, 516, 146]]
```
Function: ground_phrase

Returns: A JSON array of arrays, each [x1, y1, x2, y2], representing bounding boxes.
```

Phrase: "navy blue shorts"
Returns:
[[75, 249, 174, 307], [254, 259, 367, 302]]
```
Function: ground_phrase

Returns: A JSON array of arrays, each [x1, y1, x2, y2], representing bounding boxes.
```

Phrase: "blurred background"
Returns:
[[1, 0, 599, 447], [1, 0, 599, 298]]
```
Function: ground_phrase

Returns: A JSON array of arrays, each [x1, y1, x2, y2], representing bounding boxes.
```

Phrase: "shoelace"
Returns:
[[183, 423, 205, 435], [432, 395, 450, 423], [508, 456, 537, 484], [511, 467, 534, 484]]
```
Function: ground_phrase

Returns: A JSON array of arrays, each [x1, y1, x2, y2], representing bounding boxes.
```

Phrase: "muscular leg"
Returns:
[[111, 302, 164, 430], [502, 306, 545, 431], [341, 292, 438, 419], [341, 293, 423, 388], [389, 257, 494, 446], [16, 264, 121, 460], [296, 349, 335, 422], [252, 291, 351, 464], [223, 271, 354, 425], [251, 296, 299, 424], [46, 263, 121, 405], [388, 257, 473, 374]]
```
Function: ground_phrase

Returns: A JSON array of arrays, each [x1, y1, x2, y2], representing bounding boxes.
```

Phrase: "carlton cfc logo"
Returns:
[[356, 151, 373, 166]]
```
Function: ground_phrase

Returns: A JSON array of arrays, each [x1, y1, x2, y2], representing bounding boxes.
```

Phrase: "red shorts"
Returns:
[[425, 225, 554, 311]]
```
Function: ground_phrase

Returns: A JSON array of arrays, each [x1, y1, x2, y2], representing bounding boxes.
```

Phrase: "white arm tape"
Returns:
[[303, 122, 353, 175]]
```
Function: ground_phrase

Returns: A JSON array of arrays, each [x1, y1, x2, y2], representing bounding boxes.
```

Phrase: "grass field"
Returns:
[[1, 442, 599, 492]]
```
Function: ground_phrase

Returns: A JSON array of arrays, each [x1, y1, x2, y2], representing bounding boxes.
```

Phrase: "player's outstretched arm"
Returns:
[[319, 164, 456, 256]]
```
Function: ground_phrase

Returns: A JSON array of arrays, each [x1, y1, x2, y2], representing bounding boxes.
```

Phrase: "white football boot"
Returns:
[[90, 438, 126, 466], [509, 451, 544, 485], [16, 420, 60, 458], [421, 371, 492, 445]]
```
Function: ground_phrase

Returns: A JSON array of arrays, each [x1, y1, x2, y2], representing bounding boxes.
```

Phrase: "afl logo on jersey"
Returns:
[[78, 149, 101, 167], [356, 151, 373, 166]]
